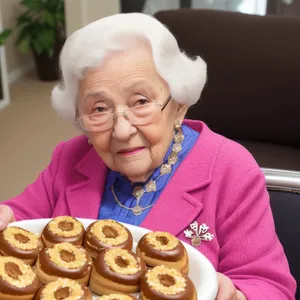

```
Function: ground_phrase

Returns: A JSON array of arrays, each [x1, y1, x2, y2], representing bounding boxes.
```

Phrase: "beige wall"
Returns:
[[0, 0, 32, 76], [65, 0, 120, 37], [64, 0, 83, 36]]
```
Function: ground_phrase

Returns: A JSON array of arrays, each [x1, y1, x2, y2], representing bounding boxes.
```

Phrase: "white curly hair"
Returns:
[[51, 13, 207, 121]]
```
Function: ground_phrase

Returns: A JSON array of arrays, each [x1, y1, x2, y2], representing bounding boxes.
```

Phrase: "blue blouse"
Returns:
[[98, 124, 199, 225]]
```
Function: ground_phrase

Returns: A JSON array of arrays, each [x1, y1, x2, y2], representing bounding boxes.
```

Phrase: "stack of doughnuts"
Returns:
[[136, 231, 189, 274], [34, 278, 92, 300], [0, 217, 197, 299], [35, 242, 92, 285], [84, 220, 133, 258], [42, 216, 85, 247], [90, 248, 146, 295], [0, 226, 43, 265], [0, 256, 40, 299], [140, 265, 197, 300]]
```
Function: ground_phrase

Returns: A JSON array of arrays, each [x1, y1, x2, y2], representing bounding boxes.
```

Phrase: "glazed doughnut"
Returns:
[[34, 278, 92, 300], [140, 266, 197, 300], [41, 216, 85, 247], [35, 242, 92, 285], [0, 256, 40, 300], [136, 232, 189, 274], [97, 294, 138, 300], [89, 248, 146, 295], [83, 220, 133, 259], [0, 226, 44, 265]]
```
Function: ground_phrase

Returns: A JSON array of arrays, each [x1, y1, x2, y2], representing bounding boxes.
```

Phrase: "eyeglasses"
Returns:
[[76, 95, 171, 132]]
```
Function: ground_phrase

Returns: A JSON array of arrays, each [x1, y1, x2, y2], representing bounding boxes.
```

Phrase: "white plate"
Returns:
[[9, 218, 218, 300]]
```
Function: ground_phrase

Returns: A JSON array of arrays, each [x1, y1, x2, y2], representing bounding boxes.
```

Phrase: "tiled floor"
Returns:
[[0, 71, 78, 200]]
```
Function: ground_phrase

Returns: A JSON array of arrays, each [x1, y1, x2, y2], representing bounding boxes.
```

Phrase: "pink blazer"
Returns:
[[3, 120, 296, 299]]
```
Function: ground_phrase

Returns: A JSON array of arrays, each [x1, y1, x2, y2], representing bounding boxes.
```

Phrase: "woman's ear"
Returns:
[[176, 104, 189, 121]]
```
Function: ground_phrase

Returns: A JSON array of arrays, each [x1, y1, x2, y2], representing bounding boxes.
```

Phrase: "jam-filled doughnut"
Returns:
[[140, 266, 197, 300], [34, 278, 93, 300], [0, 226, 44, 265], [90, 248, 146, 295], [41, 216, 85, 247], [35, 242, 92, 285], [0, 256, 40, 299], [83, 220, 133, 258], [97, 295, 138, 300], [136, 232, 189, 274]]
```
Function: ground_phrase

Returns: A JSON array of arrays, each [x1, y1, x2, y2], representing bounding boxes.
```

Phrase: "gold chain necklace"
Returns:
[[111, 185, 155, 215], [111, 121, 184, 216]]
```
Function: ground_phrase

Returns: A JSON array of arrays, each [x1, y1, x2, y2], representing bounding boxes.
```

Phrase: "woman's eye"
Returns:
[[93, 106, 106, 113], [136, 99, 150, 105]]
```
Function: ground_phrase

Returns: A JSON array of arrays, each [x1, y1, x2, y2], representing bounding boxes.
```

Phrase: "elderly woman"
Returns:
[[0, 13, 296, 299]]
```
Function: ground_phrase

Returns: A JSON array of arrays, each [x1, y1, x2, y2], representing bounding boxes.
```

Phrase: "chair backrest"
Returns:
[[154, 9, 300, 147]]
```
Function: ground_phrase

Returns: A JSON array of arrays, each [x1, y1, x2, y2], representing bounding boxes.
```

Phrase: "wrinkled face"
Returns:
[[77, 43, 187, 183]]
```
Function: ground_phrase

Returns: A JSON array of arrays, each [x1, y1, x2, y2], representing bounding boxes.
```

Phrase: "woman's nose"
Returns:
[[112, 112, 137, 141]]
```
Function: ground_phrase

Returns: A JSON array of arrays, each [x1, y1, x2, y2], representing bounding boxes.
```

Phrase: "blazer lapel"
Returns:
[[66, 147, 108, 219], [141, 181, 205, 237], [142, 121, 224, 236]]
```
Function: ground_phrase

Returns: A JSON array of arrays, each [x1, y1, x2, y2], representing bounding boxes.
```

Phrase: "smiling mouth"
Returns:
[[117, 147, 145, 156]]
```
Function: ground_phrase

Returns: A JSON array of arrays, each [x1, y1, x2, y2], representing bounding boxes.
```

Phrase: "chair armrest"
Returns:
[[262, 168, 300, 192]]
